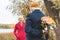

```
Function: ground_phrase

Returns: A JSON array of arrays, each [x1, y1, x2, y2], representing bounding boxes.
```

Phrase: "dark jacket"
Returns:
[[25, 9, 47, 40]]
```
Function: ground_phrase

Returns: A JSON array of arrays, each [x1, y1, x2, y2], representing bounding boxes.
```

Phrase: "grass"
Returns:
[[0, 33, 16, 40], [0, 29, 60, 40]]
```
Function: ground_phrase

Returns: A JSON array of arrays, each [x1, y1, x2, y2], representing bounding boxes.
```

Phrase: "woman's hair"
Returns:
[[18, 15, 25, 22]]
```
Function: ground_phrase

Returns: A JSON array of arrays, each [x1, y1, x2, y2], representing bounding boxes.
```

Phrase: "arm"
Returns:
[[25, 14, 43, 36], [14, 24, 18, 37]]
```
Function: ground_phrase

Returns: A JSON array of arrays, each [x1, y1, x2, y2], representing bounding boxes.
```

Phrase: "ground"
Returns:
[[0, 27, 60, 40]]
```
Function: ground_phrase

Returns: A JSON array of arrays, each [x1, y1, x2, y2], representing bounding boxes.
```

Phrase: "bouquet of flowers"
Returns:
[[41, 16, 57, 30], [41, 16, 57, 40]]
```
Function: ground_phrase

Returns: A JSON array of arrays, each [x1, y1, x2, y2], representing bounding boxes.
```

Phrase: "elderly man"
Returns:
[[25, 2, 48, 40]]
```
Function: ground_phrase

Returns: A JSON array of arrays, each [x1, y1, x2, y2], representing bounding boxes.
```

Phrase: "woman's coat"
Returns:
[[14, 22, 26, 40]]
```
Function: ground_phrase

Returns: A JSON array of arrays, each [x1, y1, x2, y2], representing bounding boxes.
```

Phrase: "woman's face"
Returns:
[[18, 18, 23, 22]]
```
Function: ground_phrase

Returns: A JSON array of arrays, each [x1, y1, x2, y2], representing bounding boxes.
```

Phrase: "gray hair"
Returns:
[[18, 15, 25, 22]]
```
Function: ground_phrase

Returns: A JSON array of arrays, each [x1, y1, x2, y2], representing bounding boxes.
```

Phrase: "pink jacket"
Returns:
[[14, 22, 26, 40]]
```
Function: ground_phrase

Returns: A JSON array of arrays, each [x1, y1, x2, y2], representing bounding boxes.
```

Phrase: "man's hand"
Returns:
[[42, 30, 48, 34]]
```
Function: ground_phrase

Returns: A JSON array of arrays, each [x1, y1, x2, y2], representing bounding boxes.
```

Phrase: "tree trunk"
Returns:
[[44, 0, 59, 24], [44, 0, 60, 40]]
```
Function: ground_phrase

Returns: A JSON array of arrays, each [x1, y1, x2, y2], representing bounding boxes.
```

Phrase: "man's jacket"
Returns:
[[25, 9, 45, 40]]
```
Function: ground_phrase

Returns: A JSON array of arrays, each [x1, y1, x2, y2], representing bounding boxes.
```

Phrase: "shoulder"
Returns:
[[23, 22, 25, 24], [26, 14, 32, 19], [26, 13, 35, 19], [26, 14, 31, 17], [15, 22, 19, 26]]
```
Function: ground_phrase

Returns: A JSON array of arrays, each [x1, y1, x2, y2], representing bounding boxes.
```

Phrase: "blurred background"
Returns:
[[0, 0, 60, 40]]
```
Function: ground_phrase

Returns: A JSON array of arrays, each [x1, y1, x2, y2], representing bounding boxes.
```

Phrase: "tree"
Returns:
[[8, 0, 47, 19], [44, 0, 60, 40], [44, 0, 60, 24], [41, 5, 49, 16], [8, 0, 32, 19]]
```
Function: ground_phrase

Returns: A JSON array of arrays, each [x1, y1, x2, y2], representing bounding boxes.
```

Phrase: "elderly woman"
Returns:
[[14, 15, 26, 40]]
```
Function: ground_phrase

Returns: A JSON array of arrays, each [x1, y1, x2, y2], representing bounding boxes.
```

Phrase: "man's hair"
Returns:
[[29, 2, 40, 8]]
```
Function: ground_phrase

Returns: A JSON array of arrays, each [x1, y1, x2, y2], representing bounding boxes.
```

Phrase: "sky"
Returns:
[[0, 0, 44, 24], [0, 0, 18, 24]]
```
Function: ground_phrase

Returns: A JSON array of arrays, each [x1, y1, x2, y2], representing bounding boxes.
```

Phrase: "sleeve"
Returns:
[[14, 24, 18, 37], [25, 14, 43, 36]]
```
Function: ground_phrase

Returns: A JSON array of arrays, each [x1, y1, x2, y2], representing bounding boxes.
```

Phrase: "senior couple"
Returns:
[[14, 2, 56, 40]]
